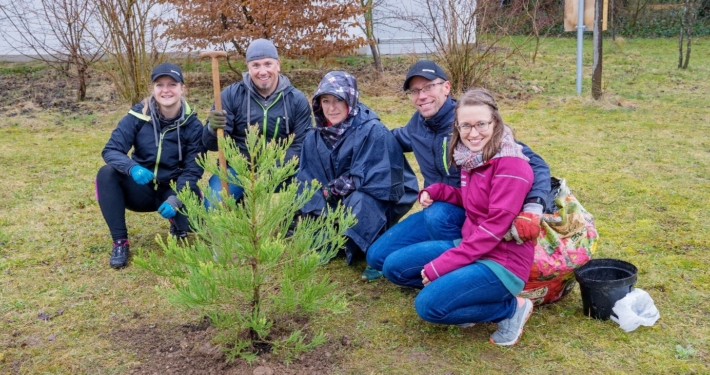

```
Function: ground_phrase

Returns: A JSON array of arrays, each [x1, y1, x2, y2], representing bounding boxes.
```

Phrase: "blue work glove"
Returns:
[[157, 196, 182, 219], [130, 165, 154, 185]]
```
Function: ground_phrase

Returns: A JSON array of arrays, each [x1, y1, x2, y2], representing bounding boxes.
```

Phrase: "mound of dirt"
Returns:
[[111, 320, 348, 375]]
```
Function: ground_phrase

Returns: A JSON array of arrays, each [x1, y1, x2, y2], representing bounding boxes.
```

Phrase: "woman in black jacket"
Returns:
[[95, 62, 205, 269]]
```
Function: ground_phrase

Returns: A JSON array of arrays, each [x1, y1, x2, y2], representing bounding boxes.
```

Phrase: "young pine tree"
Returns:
[[135, 127, 355, 363]]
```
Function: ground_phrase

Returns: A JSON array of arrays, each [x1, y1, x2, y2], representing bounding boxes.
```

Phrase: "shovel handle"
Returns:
[[200, 51, 229, 193]]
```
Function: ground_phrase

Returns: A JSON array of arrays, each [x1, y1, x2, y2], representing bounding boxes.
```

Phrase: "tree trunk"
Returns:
[[678, 24, 684, 68], [592, 0, 603, 99], [683, 31, 691, 69], [611, 0, 615, 40], [77, 66, 87, 101], [679, 0, 690, 69], [362, 0, 383, 73], [369, 41, 383, 73]]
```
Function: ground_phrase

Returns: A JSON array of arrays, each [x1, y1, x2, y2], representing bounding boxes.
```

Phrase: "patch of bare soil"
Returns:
[[111, 319, 348, 375], [0, 69, 113, 117]]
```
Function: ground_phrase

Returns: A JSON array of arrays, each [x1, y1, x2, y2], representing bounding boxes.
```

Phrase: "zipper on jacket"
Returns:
[[152, 115, 191, 190], [258, 92, 284, 150], [442, 138, 450, 175], [154, 133, 164, 190]]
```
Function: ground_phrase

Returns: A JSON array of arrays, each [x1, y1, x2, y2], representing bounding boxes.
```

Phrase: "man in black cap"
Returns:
[[363, 60, 551, 281], [202, 38, 313, 208]]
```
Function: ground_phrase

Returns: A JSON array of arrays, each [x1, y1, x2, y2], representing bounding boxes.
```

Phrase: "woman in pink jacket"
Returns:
[[382, 88, 535, 346]]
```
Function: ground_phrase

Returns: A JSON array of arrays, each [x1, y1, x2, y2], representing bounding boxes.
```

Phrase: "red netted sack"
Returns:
[[520, 178, 598, 305]]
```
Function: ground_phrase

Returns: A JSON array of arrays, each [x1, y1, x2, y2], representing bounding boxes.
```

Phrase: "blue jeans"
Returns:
[[382, 239, 517, 325], [365, 201, 465, 271], [204, 166, 244, 209]]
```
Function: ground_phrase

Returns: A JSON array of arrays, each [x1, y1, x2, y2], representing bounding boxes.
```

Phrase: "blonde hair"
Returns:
[[141, 80, 185, 116]]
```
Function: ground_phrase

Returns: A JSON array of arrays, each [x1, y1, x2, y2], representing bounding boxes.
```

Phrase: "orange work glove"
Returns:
[[512, 212, 541, 245]]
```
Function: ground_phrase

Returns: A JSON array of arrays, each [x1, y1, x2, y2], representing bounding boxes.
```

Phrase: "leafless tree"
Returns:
[[360, 0, 384, 72], [0, 0, 104, 101], [87, 0, 169, 104], [385, 0, 528, 93], [679, 0, 700, 68]]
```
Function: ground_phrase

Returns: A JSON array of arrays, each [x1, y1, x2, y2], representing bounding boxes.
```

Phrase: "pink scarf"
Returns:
[[453, 125, 528, 171]]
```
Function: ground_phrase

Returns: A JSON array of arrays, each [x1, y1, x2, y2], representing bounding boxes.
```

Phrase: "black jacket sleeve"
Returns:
[[102, 113, 141, 175], [284, 91, 313, 164]]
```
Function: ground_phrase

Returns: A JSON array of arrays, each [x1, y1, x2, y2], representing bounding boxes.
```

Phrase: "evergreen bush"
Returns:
[[135, 127, 356, 363]]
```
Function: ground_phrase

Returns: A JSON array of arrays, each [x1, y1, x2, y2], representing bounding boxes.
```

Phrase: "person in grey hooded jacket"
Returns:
[[202, 39, 312, 208], [295, 71, 419, 265]]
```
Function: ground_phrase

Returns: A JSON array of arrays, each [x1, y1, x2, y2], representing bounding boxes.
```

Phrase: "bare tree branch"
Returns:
[[0, 0, 105, 100]]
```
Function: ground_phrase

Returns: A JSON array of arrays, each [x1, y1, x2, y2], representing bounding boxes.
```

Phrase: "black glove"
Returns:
[[328, 175, 355, 197], [208, 110, 227, 132]]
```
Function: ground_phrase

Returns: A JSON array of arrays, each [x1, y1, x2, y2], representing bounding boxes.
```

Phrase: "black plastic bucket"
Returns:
[[574, 258, 638, 320]]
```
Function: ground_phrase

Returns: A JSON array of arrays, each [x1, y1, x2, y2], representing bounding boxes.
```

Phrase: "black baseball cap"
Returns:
[[151, 62, 183, 83], [403, 60, 448, 91]]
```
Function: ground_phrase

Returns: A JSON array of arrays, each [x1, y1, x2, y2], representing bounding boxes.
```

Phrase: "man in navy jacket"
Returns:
[[363, 60, 550, 281]]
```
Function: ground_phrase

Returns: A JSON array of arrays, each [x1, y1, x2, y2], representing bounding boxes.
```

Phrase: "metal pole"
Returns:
[[576, 0, 586, 94]]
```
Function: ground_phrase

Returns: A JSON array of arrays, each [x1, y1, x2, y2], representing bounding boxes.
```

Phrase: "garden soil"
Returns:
[[111, 320, 349, 375], [0, 68, 358, 374]]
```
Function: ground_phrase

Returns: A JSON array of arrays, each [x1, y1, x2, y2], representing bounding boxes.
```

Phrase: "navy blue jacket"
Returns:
[[392, 97, 551, 208], [298, 71, 417, 253], [102, 100, 205, 192], [202, 72, 312, 164]]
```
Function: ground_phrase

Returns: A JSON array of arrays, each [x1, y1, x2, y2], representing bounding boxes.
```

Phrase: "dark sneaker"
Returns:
[[490, 298, 533, 346], [109, 240, 130, 269], [285, 212, 301, 238], [169, 223, 188, 239], [360, 266, 384, 282], [285, 219, 297, 238]]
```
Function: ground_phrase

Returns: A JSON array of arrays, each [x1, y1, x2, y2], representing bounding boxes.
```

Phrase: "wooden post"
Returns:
[[592, 0, 603, 100]]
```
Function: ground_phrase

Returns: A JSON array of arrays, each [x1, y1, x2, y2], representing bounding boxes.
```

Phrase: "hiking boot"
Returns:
[[169, 223, 188, 239], [109, 240, 130, 269], [360, 266, 384, 282], [489, 298, 533, 346]]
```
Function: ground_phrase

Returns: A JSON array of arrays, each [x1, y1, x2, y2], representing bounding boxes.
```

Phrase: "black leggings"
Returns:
[[96, 165, 200, 241]]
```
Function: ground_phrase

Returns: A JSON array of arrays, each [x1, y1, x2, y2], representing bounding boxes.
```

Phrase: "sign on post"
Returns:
[[564, 0, 608, 31]]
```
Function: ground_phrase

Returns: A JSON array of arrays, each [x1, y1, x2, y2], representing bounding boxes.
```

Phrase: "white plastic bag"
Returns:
[[610, 288, 660, 332]]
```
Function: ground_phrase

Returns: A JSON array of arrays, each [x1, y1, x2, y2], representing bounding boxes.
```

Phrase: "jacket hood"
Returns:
[[242, 71, 292, 98], [312, 71, 359, 127], [128, 98, 194, 161]]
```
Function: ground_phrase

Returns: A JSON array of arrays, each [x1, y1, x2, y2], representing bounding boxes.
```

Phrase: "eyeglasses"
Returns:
[[456, 120, 493, 134], [405, 81, 445, 97]]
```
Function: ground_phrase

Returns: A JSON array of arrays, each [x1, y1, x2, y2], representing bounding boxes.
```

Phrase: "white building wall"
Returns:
[[354, 0, 439, 56]]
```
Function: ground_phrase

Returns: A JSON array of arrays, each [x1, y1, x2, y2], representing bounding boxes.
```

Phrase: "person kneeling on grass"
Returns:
[[95, 62, 205, 269], [294, 71, 418, 265], [381, 88, 535, 346]]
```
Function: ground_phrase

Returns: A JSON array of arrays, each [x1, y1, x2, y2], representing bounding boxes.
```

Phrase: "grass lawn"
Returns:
[[1, 36, 709, 374]]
